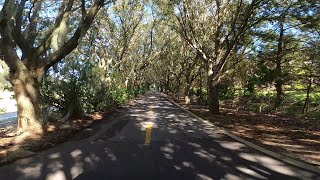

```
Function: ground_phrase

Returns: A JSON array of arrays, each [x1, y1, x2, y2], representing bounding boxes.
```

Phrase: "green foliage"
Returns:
[[0, 108, 5, 114], [31, 0, 320, 120], [111, 87, 148, 105], [219, 83, 235, 101], [303, 112, 320, 120], [244, 78, 256, 97], [40, 53, 150, 121]]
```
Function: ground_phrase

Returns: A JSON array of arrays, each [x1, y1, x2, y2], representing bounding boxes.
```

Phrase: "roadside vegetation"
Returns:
[[0, 0, 319, 166]]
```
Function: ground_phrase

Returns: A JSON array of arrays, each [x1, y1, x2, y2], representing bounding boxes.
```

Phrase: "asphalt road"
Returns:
[[0, 93, 319, 180]]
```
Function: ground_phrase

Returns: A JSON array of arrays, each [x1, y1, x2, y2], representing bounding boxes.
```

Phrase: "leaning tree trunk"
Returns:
[[10, 70, 44, 135]]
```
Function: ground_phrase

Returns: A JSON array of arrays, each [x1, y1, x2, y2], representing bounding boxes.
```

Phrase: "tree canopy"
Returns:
[[0, 0, 319, 134]]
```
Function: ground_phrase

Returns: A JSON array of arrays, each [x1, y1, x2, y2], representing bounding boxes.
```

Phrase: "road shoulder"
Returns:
[[161, 93, 320, 174]]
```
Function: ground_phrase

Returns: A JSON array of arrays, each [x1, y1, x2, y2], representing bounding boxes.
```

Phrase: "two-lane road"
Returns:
[[0, 93, 319, 179]]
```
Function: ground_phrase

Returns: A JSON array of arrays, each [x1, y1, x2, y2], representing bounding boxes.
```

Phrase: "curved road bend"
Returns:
[[0, 92, 319, 180]]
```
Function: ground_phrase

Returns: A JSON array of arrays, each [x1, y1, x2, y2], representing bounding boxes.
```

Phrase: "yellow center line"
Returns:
[[144, 123, 153, 144], [145, 102, 155, 144]]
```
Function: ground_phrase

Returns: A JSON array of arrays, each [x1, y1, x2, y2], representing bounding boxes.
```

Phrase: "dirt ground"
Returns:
[[0, 109, 117, 165], [0, 96, 144, 166], [171, 96, 320, 167]]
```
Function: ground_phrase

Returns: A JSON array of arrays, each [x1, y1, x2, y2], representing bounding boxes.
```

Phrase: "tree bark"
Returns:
[[207, 64, 220, 114], [275, 77, 283, 108], [184, 82, 191, 104], [303, 77, 312, 114], [0, 38, 44, 134], [10, 70, 44, 135], [184, 69, 191, 103], [0, 0, 107, 135], [274, 16, 285, 109], [208, 82, 220, 114], [166, 74, 170, 94], [184, 82, 191, 97], [197, 70, 203, 104], [175, 74, 181, 94]]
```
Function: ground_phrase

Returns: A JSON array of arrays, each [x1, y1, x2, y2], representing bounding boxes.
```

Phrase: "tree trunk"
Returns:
[[184, 82, 191, 104], [197, 70, 203, 104], [303, 77, 312, 114], [184, 83, 191, 96], [62, 104, 74, 123], [275, 77, 283, 108], [207, 64, 220, 114], [184, 68, 192, 104], [274, 16, 285, 109], [166, 74, 170, 94], [10, 70, 44, 135], [208, 83, 220, 114], [175, 75, 181, 94]]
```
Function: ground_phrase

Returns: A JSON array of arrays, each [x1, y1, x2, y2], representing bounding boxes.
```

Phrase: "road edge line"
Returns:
[[161, 93, 320, 174]]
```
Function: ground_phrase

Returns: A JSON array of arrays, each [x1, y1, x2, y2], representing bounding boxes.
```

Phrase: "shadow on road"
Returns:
[[0, 94, 318, 180]]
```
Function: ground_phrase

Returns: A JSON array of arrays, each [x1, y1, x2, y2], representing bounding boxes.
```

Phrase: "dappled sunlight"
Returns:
[[249, 165, 272, 176], [163, 152, 174, 160], [11, 144, 102, 179], [0, 0, 317, 177], [239, 152, 297, 176], [196, 173, 213, 180], [182, 161, 195, 169], [47, 160, 64, 173], [217, 141, 246, 150], [239, 153, 258, 162], [178, 96, 320, 166], [224, 173, 242, 180], [194, 150, 216, 162], [49, 153, 61, 160], [16, 162, 43, 179], [112, 95, 223, 142], [71, 164, 84, 179], [173, 165, 182, 170], [69, 149, 85, 178], [0, 93, 318, 179], [263, 141, 305, 148], [71, 149, 83, 158], [264, 164, 296, 177], [107, 152, 117, 161], [220, 156, 231, 161], [0, 108, 116, 165], [46, 170, 68, 180], [258, 156, 295, 176], [160, 146, 175, 154], [236, 166, 267, 179]]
